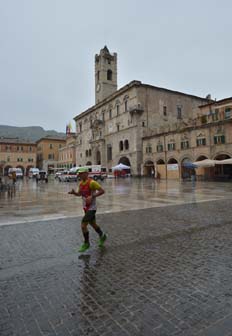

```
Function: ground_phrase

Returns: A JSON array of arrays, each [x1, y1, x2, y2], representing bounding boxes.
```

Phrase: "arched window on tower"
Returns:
[[107, 69, 112, 81]]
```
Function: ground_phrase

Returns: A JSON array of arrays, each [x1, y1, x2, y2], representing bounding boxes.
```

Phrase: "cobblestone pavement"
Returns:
[[1, 198, 232, 335]]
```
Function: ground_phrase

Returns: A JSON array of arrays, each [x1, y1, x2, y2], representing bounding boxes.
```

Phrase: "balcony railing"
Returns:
[[129, 104, 144, 115]]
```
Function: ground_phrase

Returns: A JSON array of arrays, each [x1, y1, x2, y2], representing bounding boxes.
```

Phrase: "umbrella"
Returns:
[[193, 159, 216, 167], [112, 163, 131, 171], [182, 162, 198, 169], [215, 158, 232, 165]]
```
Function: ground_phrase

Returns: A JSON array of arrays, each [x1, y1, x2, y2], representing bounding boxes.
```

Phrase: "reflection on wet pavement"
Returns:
[[0, 177, 231, 225]]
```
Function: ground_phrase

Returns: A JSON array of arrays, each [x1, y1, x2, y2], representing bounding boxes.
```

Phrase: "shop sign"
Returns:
[[167, 164, 178, 171]]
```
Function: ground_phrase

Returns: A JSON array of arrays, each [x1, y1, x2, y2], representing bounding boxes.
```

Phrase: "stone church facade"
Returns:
[[74, 46, 210, 176]]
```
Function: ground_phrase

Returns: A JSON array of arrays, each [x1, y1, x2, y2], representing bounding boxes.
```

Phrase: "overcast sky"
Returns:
[[0, 0, 231, 132]]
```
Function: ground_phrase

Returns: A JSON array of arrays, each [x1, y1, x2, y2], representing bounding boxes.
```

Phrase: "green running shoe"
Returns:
[[78, 242, 90, 253], [99, 233, 107, 248]]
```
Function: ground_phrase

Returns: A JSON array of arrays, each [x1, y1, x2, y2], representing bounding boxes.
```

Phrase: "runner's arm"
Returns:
[[68, 188, 81, 196]]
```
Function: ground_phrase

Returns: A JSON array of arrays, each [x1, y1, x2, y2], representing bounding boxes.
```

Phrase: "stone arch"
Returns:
[[157, 159, 165, 164], [181, 157, 194, 179], [213, 153, 231, 160], [156, 159, 165, 179], [118, 157, 131, 166], [143, 160, 155, 177], [214, 153, 232, 178], [179, 154, 194, 163], [167, 158, 179, 180], [167, 158, 178, 164], [196, 155, 209, 161], [86, 161, 92, 165]]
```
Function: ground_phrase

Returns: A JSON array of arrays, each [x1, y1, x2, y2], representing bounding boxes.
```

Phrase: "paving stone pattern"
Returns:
[[1, 199, 232, 335]]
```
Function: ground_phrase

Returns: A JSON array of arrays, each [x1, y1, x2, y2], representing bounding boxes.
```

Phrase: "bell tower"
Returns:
[[95, 46, 117, 104]]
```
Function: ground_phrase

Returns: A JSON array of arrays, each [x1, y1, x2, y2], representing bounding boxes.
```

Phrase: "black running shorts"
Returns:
[[82, 210, 96, 224]]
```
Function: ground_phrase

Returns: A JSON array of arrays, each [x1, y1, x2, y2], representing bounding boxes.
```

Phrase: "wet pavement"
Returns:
[[0, 177, 230, 225], [1, 178, 232, 335]]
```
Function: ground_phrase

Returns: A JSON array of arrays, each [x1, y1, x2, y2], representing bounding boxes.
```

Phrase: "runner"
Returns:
[[68, 167, 106, 252]]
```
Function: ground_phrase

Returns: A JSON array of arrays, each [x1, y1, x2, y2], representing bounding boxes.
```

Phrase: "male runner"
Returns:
[[68, 167, 106, 252]]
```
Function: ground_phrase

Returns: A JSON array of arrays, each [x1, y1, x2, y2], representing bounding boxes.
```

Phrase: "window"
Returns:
[[163, 106, 167, 116], [117, 124, 120, 132], [201, 115, 207, 124], [79, 123, 82, 132], [107, 69, 112, 80], [89, 149, 92, 156], [146, 145, 152, 153], [196, 138, 206, 146], [7, 156, 10, 162], [225, 107, 231, 119], [28, 158, 34, 162], [109, 109, 112, 119], [97, 71, 100, 81], [181, 141, 189, 149], [85, 150, 88, 157], [125, 100, 128, 112], [142, 121, 145, 127], [29, 146, 32, 152], [168, 143, 176, 151], [119, 141, 123, 151], [48, 154, 54, 160], [107, 145, 112, 161], [214, 135, 225, 144], [17, 158, 23, 162], [157, 144, 163, 152], [212, 109, 219, 121], [59, 144, 62, 148], [177, 106, 182, 119], [102, 112, 105, 121], [49, 144, 53, 149], [124, 140, 129, 150], [116, 105, 120, 116]]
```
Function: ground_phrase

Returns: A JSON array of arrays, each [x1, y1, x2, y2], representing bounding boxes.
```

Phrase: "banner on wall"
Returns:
[[167, 164, 178, 171]]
